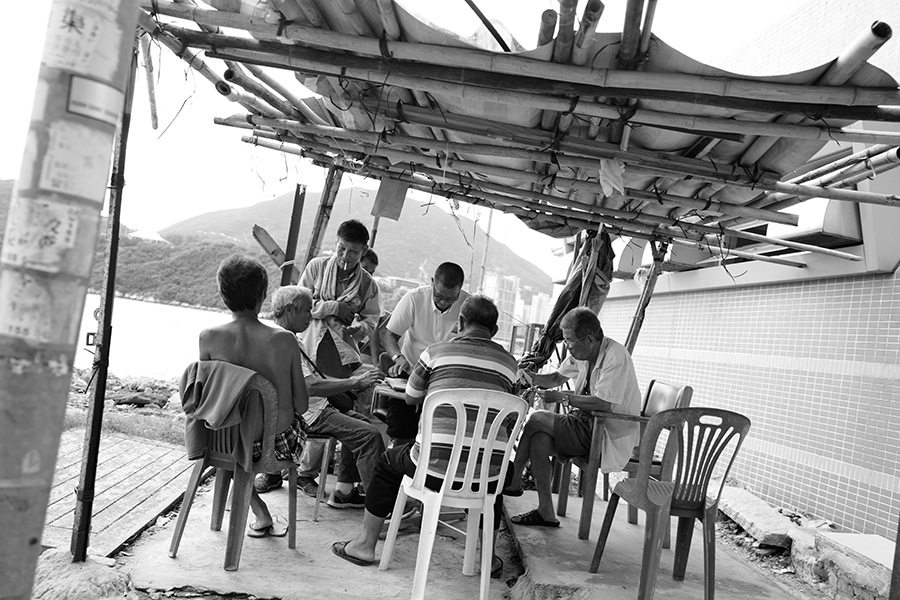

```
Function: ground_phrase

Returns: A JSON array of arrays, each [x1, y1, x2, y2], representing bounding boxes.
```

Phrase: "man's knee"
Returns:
[[524, 410, 558, 433]]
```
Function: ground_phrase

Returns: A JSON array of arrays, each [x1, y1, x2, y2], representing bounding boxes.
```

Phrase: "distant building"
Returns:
[[482, 271, 519, 343]]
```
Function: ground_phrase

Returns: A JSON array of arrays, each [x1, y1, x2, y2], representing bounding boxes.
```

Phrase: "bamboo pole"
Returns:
[[571, 0, 604, 66], [223, 61, 293, 118], [138, 2, 900, 110], [739, 21, 894, 166], [235, 113, 900, 208], [618, 0, 644, 66], [463, 0, 511, 52], [138, 33, 159, 129], [625, 239, 666, 354], [296, 0, 327, 28], [70, 41, 139, 564], [242, 63, 331, 125], [336, 0, 375, 37], [540, 0, 577, 129], [136, 12, 278, 117], [282, 184, 306, 286], [374, 0, 401, 40], [199, 42, 900, 146], [537, 9, 557, 46], [671, 238, 807, 268], [304, 166, 343, 266], [0, 2, 138, 597]]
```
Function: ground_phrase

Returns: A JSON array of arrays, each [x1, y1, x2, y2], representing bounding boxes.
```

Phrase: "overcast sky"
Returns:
[[1, 0, 811, 277]]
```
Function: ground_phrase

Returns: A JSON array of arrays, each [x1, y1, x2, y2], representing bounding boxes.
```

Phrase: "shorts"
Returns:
[[252, 412, 309, 464], [553, 410, 594, 461]]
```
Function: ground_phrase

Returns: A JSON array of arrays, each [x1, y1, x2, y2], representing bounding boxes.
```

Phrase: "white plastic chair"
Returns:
[[379, 388, 528, 600]]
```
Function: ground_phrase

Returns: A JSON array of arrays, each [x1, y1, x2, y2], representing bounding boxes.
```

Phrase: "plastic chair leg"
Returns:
[[411, 496, 442, 600], [672, 516, 695, 580], [589, 493, 619, 573], [556, 460, 572, 517], [169, 459, 207, 558], [702, 505, 717, 600], [602, 473, 610, 501], [223, 468, 253, 571], [463, 507, 481, 576], [578, 460, 600, 540], [210, 468, 232, 531], [378, 487, 408, 570], [479, 502, 495, 600], [637, 502, 670, 600], [287, 466, 297, 549], [314, 438, 334, 522]]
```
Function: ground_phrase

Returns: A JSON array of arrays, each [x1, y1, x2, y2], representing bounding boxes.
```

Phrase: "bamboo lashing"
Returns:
[[138, 2, 900, 110]]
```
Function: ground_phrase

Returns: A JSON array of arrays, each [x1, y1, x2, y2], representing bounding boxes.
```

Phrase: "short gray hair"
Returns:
[[271, 285, 312, 321]]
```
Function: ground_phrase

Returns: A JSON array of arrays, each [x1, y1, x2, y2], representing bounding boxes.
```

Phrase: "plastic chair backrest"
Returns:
[[634, 407, 750, 512], [203, 371, 281, 473], [643, 380, 693, 417], [412, 388, 528, 500]]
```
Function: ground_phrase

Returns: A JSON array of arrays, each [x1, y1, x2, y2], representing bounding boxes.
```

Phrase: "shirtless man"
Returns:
[[199, 255, 309, 534]]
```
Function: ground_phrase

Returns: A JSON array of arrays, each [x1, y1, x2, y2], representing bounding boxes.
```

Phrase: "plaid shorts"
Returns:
[[252, 412, 309, 464]]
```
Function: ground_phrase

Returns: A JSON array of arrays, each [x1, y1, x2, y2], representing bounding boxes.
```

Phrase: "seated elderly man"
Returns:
[[505, 307, 641, 528], [199, 255, 309, 537], [254, 286, 385, 508], [331, 295, 517, 572]]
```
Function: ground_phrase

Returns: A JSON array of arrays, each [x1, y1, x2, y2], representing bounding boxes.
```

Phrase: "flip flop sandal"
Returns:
[[247, 516, 289, 538], [491, 556, 503, 579], [501, 487, 524, 497], [332, 541, 375, 566], [510, 509, 560, 528]]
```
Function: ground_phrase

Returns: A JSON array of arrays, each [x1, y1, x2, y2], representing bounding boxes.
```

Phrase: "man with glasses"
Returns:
[[379, 262, 469, 445], [504, 307, 641, 527]]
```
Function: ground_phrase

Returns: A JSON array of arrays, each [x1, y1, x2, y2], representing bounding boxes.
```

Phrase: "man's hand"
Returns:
[[352, 369, 383, 391], [389, 354, 410, 377], [335, 301, 355, 325], [535, 389, 566, 404]]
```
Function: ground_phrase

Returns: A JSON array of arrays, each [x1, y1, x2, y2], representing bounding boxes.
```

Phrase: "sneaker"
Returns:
[[297, 476, 319, 498], [327, 487, 366, 509], [254, 472, 282, 494]]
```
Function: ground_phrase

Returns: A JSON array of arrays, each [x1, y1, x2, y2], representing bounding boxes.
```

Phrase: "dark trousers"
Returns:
[[364, 444, 509, 530], [385, 400, 419, 442]]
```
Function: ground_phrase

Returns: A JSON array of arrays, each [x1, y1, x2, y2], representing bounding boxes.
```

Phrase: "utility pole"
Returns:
[[0, 2, 139, 597]]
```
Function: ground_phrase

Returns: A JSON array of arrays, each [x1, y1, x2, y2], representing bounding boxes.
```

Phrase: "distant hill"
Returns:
[[0, 180, 552, 312], [162, 187, 553, 295]]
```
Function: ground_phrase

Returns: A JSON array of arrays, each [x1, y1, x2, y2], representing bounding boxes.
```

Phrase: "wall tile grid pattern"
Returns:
[[599, 270, 900, 538]]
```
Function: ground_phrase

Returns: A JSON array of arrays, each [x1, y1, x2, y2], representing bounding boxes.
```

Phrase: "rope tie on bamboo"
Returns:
[[616, 103, 639, 127], [276, 14, 288, 37], [378, 30, 393, 60], [562, 96, 580, 118], [651, 185, 665, 205], [280, 260, 295, 271], [395, 99, 407, 124], [740, 163, 764, 190]]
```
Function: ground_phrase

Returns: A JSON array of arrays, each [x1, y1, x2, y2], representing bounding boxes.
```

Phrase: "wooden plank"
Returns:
[[90, 462, 199, 557], [88, 453, 192, 535], [45, 438, 153, 518], [39, 524, 73, 550]]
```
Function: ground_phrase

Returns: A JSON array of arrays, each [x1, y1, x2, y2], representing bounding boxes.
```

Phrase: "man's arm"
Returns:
[[531, 371, 569, 389], [305, 369, 381, 396], [299, 259, 353, 322]]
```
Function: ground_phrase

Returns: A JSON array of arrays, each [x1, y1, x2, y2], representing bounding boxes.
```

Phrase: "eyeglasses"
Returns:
[[433, 290, 460, 304], [562, 333, 590, 348]]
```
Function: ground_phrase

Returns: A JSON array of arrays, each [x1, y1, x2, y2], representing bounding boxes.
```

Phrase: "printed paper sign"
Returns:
[[0, 195, 80, 273], [44, 1, 122, 80], [39, 120, 113, 201], [68, 76, 123, 125], [0, 271, 54, 343]]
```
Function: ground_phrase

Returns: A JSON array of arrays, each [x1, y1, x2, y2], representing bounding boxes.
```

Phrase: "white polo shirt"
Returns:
[[386, 285, 471, 366]]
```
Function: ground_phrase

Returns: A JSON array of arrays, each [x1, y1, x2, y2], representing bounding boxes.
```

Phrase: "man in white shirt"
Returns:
[[505, 307, 641, 528], [379, 262, 469, 443]]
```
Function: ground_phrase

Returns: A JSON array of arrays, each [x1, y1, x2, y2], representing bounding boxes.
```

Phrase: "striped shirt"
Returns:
[[406, 333, 519, 480]]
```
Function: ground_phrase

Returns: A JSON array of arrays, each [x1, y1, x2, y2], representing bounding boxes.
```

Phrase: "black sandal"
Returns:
[[510, 509, 560, 528]]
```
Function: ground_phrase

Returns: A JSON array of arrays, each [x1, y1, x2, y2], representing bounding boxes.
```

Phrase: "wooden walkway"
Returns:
[[42, 428, 195, 557]]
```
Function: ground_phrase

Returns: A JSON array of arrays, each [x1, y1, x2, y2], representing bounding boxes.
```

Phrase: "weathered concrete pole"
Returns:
[[0, 2, 139, 598]]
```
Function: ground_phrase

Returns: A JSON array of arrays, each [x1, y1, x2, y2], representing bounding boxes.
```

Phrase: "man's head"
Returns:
[[458, 295, 499, 337], [271, 286, 313, 334], [335, 219, 369, 272], [559, 307, 604, 361], [217, 255, 268, 313], [431, 262, 465, 312], [360, 248, 379, 275]]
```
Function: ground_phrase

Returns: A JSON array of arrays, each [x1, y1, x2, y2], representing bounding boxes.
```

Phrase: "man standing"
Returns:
[[255, 286, 385, 509], [300, 219, 381, 378], [505, 307, 641, 527], [380, 262, 469, 444], [331, 295, 518, 571]]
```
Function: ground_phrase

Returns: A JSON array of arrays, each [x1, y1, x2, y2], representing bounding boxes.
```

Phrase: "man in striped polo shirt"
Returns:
[[332, 295, 518, 573]]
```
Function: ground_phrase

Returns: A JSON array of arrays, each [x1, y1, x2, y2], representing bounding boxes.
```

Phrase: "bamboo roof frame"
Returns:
[[137, 0, 900, 272]]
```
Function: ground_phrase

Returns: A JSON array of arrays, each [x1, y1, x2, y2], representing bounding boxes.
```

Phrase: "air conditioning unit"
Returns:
[[766, 198, 862, 249]]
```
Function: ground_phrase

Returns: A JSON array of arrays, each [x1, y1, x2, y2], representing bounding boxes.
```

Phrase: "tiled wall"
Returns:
[[599, 267, 900, 538]]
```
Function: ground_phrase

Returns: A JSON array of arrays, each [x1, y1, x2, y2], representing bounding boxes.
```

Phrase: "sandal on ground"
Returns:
[[331, 541, 374, 566], [247, 516, 288, 538], [510, 509, 560, 528], [501, 486, 524, 497]]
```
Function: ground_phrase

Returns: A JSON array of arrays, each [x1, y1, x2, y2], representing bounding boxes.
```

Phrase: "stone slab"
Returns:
[[815, 532, 892, 600], [715, 484, 794, 548]]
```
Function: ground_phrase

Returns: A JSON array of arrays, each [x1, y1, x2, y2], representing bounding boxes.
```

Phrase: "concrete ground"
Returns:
[[119, 474, 812, 600], [505, 492, 806, 600]]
